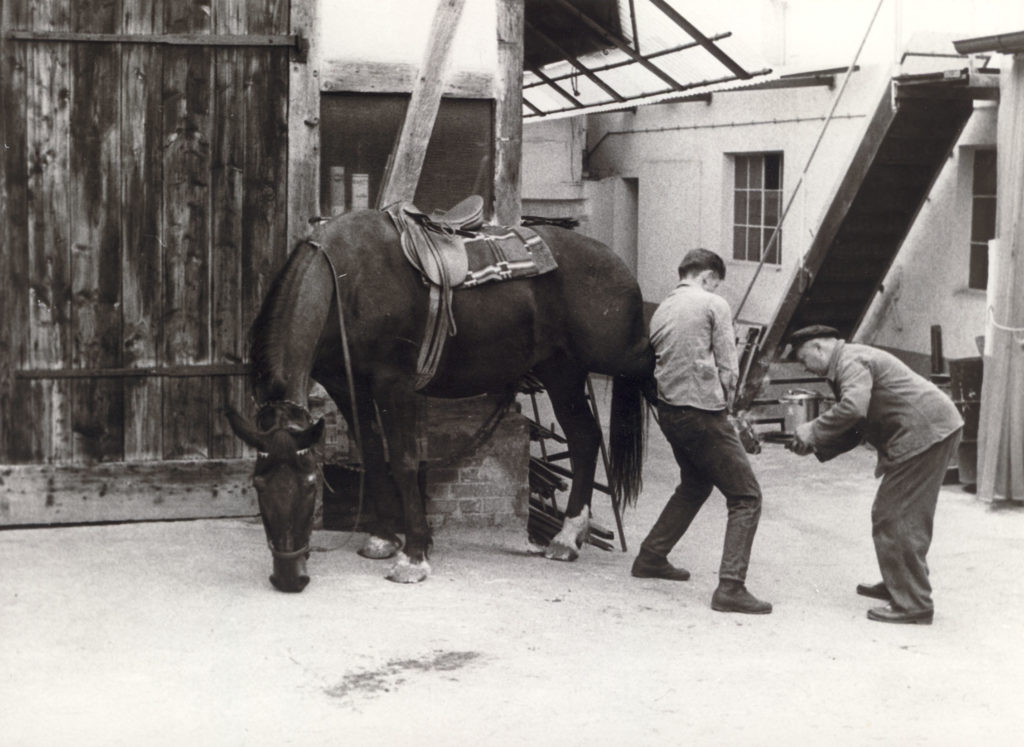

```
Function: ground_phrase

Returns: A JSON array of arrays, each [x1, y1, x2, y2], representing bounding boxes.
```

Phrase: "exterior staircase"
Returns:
[[737, 69, 999, 409]]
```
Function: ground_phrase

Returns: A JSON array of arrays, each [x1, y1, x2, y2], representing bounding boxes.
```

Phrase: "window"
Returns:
[[733, 153, 783, 264], [968, 149, 996, 291]]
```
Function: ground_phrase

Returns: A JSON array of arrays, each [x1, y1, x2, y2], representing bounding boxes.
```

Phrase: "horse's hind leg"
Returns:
[[534, 360, 598, 562]]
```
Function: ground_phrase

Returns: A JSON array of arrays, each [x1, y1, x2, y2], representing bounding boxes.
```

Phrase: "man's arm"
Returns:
[[709, 299, 739, 408], [794, 357, 871, 453]]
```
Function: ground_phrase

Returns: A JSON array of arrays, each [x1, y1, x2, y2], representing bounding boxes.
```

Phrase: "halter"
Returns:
[[266, 540, 311, 561]]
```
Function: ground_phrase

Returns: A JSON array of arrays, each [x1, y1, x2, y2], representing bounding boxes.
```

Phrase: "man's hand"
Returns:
[[787, 422, 815, 456], [720, 371, 737, 410]]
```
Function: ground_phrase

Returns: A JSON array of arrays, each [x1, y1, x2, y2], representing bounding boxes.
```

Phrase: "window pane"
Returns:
[[735, 156, 749, 188], [969, 242, 988, 290], [974, 150, 997, 195], [749, 156, 763, 189], [971, 196, 996, 241], [764, 228, 781, 264], [764, 153, 781, 190], [764, 190, 780, 225], [733, 226, 746, 260], [734, 191, 748, 224], [747, 227, 762, 261], [748, 191, 762, 226]]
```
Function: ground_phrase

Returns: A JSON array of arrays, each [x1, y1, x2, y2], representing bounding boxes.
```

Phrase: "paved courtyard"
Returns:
[[3, 406, 1024, 746]]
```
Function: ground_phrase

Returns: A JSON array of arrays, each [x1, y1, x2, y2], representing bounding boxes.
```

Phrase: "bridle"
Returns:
[[253, 398, 319, 562]]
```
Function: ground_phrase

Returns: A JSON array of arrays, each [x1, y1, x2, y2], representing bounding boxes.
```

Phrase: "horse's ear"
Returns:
[[224, 406, 266, 450], [294, 418, 325, 451]]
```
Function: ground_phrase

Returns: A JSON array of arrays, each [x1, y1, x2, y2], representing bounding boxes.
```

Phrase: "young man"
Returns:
[[786, 325, 963, 625], [631, 248, 771, 615]]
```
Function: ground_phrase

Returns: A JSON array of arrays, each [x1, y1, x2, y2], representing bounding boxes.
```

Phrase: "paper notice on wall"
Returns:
[[352, 174, 370, 211]]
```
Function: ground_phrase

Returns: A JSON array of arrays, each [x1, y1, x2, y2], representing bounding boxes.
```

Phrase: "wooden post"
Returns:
[[288, 0, 321, 237], [978, 55, 1024, 502], [376, 0, 467, 208], [494, 0, 524, 226]]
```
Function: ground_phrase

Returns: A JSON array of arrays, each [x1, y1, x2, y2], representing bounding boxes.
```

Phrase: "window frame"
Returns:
[[731, 151, 784, 266], [968, 148, 996, 291]]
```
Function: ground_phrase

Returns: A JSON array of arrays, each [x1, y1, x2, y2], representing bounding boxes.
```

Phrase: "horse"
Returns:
[[226, 207, 654, 591]]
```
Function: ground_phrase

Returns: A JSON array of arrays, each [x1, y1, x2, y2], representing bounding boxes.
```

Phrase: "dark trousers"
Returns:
[[873, 429, 962, 613], [641, 403, 763, 582]]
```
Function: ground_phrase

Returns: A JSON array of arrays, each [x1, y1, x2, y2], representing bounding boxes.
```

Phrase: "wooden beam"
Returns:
[[320, 59, 493, 98], [377, 0, 468, 208], [288, 0, 321, 238], [550, 0, 684, 91], [495, 0, 525, 226], [528, 65, 583, 107], [646, 0, 752, 78], [5, 31, 301, 48], [525, 19, 625, 102], [0, 460, 257, 526]]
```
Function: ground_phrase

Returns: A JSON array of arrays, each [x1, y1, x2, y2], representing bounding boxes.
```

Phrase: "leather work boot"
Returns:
[[856, 581, 893, 601], [711, 580, 772, 614], [867, 604, 933, 625], [630, 550, 690, 581]]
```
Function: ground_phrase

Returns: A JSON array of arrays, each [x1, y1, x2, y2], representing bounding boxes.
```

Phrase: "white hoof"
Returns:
[[358, 534, 401, 560], [544, 540, 579, 562], [385, 552, 431, 583], [545, 507, 590, 562]]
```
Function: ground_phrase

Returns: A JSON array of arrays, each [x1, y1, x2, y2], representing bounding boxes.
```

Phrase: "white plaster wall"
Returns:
[[319, 0, 497, 72], [582, 63, 891, 316]]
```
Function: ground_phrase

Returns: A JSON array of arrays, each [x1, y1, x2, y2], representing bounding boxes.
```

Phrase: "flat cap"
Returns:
[[785, 325, 840, 359]]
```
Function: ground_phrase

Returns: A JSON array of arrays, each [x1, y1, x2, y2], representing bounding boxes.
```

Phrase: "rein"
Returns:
[[310, 240, 367, 529]]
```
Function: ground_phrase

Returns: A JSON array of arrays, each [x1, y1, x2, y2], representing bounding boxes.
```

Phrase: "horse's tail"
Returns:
[[608, 375, 648, 508]]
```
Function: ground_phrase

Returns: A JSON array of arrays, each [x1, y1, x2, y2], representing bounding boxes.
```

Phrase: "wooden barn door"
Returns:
[[0, 0, 318, 525]]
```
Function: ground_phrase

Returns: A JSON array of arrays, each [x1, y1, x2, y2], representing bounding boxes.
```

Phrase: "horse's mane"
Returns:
[[249, 241, 320, 403]]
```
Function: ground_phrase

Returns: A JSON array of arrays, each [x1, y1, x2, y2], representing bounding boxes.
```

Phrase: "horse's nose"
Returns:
[[269, 555, 310, 592], [270, 572, 310, 593]]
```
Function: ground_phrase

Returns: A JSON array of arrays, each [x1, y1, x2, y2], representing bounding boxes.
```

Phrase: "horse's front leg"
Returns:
[[375, 384, 432, 583], [325, 381, 404, 560], [535, 365, 598, 561]]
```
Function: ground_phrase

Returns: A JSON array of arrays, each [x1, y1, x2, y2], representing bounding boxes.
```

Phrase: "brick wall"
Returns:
[[309, 386, 529, 529]]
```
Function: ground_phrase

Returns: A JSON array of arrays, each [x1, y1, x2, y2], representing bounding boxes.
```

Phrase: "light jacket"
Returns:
[[649, 281, 737, 411], [808, 341, 963, 474]]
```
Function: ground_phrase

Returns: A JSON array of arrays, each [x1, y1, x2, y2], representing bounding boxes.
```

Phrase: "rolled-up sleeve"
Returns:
[[810, 357, 871, 447]]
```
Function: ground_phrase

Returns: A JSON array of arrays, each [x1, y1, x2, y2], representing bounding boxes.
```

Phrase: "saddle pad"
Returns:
[[460, 226, 558, 288]]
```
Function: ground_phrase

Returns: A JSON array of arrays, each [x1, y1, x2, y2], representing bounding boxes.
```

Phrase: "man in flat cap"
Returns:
[[631, 248, 771, 615], [786, 325, 963, 624]]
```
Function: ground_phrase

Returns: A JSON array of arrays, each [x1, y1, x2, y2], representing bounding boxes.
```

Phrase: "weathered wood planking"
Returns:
[[122, 0, 165, 462], [0, 0, 32, 461], [209, 0, 247, 460], [320, 59, 493, 99], [70, 0, 124, 463], [287, 0, 320, 238], [0, 460, 257, 525], [162, 0, 213, 460], [494, 0, 524, 225], [2, 0, 314, 523], [24, 0, 73, 463]]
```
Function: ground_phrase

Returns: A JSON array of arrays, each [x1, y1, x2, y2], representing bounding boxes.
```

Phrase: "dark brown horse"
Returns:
[[226, 209, 653, 591]]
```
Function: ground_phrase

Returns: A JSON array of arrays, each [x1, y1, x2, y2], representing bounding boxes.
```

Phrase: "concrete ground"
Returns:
[[3, 408, 1024, 746]]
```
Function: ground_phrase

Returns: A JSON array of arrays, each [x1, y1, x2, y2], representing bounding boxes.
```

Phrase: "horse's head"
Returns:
[[226, 401, 325, 592]]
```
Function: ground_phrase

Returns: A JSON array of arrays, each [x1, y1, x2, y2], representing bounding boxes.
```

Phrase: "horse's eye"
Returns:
[[305, 473, 318, 486]]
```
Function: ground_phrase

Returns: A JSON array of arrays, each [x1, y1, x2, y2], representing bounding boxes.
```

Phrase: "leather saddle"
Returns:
[[397, 195, 485, 288]]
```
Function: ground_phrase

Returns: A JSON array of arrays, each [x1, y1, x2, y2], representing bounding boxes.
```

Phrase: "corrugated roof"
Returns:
[[523, 0, 775, 119]]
